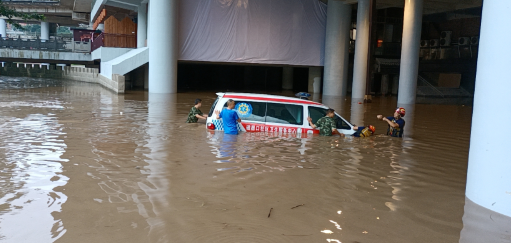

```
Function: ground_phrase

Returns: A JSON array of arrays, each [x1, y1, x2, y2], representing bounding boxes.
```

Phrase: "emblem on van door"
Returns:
[[235, 102, 253, 118]]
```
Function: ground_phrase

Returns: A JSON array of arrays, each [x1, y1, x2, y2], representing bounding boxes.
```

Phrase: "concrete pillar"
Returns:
[[0, 19, 6, 38], [397, 0, 423, 105], [381, 74, 389, 95], [351, 0, 371, 101], [137, 3, 148, 48], [400, 104, 415, 138], [465, 0, 511, 218], [308, 67, 322, 94], [350, 102, 364, 128], [282, 67, 293, 90], [147, 1, 151, 47], [41, 22, 50, 41], [391, 75, 399, 95], [323, 1, 351, 97], [148, 0, 178, 93], [144, 64, 149, 90], [323, 96, 349, 118]]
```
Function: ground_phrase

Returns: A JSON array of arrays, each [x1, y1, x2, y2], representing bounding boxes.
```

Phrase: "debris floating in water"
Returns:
[[268, 208, 273, 218], [291, 204, 304, 209]]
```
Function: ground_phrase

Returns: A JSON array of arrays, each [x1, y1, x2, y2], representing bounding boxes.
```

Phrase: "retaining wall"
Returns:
[[0, 64, 124, 93]]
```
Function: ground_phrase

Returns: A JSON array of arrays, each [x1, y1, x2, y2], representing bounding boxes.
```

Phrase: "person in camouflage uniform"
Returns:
[[307, 108, 340, 136], [186, 99, 208, 123]]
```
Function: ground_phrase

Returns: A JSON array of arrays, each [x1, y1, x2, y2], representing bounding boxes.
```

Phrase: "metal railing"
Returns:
[[0, 0, 60, 4], [0, 37, 91, 53], [6, 32, 73, 41]]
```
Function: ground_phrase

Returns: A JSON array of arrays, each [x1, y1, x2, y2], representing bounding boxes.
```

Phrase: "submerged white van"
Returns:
[[206, 93, 355, 135]]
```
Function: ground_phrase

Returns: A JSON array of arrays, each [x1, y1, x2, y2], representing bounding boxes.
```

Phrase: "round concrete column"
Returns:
[[137, 3, 148, 48], [308, 67, 322, 94], [148, 0, 178, 93], [0, 19, 6, 38], [41, 22, 50, 41], [282, 67, 293, 90], [351, 0, 370, 101], [147, 1, 151, 46], [350, 102, 364, 128], [397, 0, 423, 105], [465, 0, 511, 218], [323, 1, 351, 97]]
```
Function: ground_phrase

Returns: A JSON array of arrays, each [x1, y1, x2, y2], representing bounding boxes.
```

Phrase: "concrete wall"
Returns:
[[91, 47, 133, 62], [0, 65, 125, 93], [0, 63, 63, 79], [100, 47, 148, 80]]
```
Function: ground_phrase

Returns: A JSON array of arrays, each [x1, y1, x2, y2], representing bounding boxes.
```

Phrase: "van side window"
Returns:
[[308, 106, 351, 130], [266, 103, 303, 125], [223, 100, 266, 122], [308, 106, 327, 124]]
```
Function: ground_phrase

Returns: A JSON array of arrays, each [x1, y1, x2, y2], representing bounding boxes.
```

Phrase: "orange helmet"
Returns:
[[368, 125, 376, 134], [395, 107, 406, 117]]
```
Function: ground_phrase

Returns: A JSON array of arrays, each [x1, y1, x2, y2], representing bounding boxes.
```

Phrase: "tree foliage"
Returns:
[[0, 2, 45, 30]]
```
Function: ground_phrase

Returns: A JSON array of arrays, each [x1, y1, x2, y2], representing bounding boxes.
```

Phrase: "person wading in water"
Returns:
[[215, 99, 241, 135], [186, 99, 208, 123], [307, 108, 342, 136], [352, 125, 376, 137], [377, 107, 405, 137]]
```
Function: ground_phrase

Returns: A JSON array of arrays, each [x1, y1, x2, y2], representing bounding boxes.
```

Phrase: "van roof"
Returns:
[[216, 92, 324, 106]]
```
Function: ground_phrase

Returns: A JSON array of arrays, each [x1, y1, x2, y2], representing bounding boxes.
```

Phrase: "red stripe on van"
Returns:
[[223, 95, 321, 105]]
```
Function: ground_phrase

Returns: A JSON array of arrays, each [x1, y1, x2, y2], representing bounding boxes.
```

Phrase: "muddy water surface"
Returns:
[[0, 78, 478, 242]]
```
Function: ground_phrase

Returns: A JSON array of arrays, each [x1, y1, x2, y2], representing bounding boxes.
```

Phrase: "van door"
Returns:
[[264, 102, 304, 134], [307, 106, 354, 135]]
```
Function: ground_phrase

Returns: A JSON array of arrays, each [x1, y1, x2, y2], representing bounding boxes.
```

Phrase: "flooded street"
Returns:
[[0, 78, 476, 242]]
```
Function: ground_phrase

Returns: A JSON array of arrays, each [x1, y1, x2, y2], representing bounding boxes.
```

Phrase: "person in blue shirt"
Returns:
[[377, 107, 405, 137], [215, 99, 241, 135]]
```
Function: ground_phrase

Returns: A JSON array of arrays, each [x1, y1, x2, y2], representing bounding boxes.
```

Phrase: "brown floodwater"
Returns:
[[0, 77, 507, 243]]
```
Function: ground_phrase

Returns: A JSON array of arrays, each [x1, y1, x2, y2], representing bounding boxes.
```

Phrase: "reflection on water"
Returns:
[[0, 76, 63, 90], [460, 197, 511, 243], [0, 98, 68, 242], [0, 77, 509, 242]]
